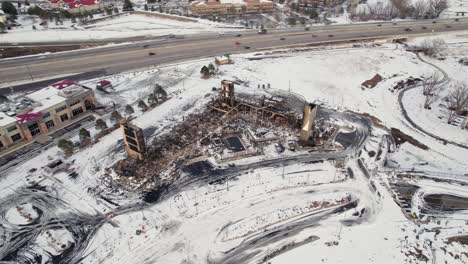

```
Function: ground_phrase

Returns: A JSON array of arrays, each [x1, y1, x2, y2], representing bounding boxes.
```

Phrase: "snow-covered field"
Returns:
[[0, 13, 240, 43], [1, 32, 468, 264]]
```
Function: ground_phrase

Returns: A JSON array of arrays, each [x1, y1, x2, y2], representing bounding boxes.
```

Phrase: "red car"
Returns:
[[235, 41, 241, 45]]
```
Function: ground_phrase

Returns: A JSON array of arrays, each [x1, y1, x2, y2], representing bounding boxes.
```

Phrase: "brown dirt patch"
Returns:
[[391, 128, 429, 150]]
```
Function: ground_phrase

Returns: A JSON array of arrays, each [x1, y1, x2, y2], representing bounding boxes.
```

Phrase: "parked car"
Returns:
[[148, 52, 156, 56], [280, 37, 286, 40], [44, 159, 68, 174], [328, 34, 334, 37], [235, 41, 241, 45], [244, 46, 251, 49], [275, 143, 285, 153], [236, 34, 242, 37], [404, 28, 412, 31]]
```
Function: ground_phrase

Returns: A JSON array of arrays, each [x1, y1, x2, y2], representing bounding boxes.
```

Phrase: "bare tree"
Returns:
[[422, 72, 442, 109], [391, 0, 411, 18], [447, 83, 468, 124], [430, 0, 448, 17], [420, 38, 447, 57], [413, 0, 430, 18]]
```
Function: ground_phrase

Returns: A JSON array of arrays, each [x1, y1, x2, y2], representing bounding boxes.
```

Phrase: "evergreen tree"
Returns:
[[58, 139, 74, 156], [309, 9, 319, 19], [60, 10, 71, 18], [27, 5, 43, 16], [2, 2, 18, 16], [208, 63, 216, 74], [125, 104, 134, 115], [137, 100, 148, 111], [79, 128, 91, 145], [123, 0, 133, 11], [17, 2, 21, 9], [147, 93, 158, 105], [95, 118, 108, 131], [110, 110, 122, 124], [200, 65, 210, 78]]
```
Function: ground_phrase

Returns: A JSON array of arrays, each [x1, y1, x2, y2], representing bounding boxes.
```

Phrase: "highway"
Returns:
[[1, 18, 468, 86]]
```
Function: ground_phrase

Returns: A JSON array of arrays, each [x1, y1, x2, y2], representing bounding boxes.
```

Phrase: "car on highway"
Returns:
[[236, 34, 242, 37], [280, 37, 286, 40], [312, 34, 317, 37], [405, 28, 412, 31], [148, 52, 156, 56], [377, 24, 382, 27], [446, 25, 451, 28], [244, 46, 251, 49], [328, 34, 334, 37], [235, 41, 241, 45], [432, 21, 437, 23], [143, 45, 149, 48]]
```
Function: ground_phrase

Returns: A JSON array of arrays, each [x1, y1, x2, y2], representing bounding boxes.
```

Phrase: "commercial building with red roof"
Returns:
[[0, 80, 96, 150], [49, 0, 112, 14], [191, 0, 274, 15]]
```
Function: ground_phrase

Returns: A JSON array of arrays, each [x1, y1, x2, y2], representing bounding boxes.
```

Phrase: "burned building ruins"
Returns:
[[112, 81, 340, 189]]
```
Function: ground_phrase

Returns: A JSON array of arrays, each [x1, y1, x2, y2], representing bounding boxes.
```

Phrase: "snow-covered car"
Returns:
[[275, 143, 285, 153], [44, 159, 69, 174], [287, 140, 296, 151]]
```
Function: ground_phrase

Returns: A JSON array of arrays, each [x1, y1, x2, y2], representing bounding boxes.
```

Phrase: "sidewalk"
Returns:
[[0, 113, 96, 169]]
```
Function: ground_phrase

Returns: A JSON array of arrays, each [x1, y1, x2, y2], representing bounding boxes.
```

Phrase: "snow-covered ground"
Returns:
[[1, 32, 468, 263], [0, 13, 240, 43]]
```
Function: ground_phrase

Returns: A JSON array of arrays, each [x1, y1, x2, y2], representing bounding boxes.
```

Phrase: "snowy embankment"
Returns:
[[0, 13, 240, 43]]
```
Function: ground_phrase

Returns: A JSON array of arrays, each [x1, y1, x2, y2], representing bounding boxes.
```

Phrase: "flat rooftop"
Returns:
[[25, 84, 87, 112], [0, 112, 16, 127]]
